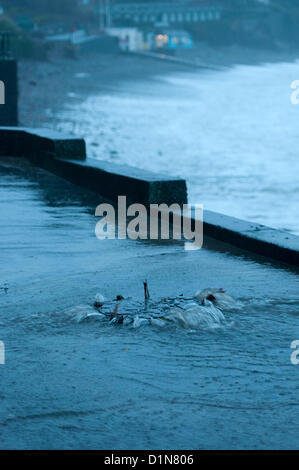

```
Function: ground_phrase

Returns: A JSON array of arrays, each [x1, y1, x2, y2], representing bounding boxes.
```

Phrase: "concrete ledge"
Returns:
[[0, 126, 187, 206], [0, 60, 18, 126], [196, 209, 299, 267], [1, 126, 298, 266], [31, 155, 187, 206], [0, 126, 86, 160]]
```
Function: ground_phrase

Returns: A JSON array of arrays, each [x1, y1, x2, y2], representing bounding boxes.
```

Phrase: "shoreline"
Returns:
[[176, 42, 299, 68], [18, 43, 299, 128], [17, 44, 299, 237], [19, 52, 188, 128]]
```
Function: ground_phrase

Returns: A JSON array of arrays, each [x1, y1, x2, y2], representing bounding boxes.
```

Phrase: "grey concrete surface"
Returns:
[[37, 157, 188, 206], [0, 127, 188, 206], [0, 157, 299, 450], [0, 126, 86, 160], [0, 156, 297, 309], [201, 210, 299, 267], [0, 127, 298, 265]]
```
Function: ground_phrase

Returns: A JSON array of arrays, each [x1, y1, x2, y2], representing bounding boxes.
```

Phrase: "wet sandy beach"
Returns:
[[19, 45, 299, 128], [18, 52, 187, 128]]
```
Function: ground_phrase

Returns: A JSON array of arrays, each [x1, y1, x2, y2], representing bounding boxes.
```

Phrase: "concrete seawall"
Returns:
[[0, 126, 187, 206], [0, 126, 298, 267], [201, 209, 299, 267], [0, 60, 18, 126]]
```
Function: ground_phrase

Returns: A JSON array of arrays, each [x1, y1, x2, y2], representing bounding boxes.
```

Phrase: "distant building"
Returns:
[[153, 30, 193, 50], [106, 27, 144, 51], [106, 25, 193, 52], [111, 2, 222, 27]]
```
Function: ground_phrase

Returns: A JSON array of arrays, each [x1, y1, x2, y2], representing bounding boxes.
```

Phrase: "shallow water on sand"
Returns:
[[56, 59, 299, 234]]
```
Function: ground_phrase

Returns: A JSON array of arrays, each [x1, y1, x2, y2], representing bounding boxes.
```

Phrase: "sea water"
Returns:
[[57, 59, 299, 234]]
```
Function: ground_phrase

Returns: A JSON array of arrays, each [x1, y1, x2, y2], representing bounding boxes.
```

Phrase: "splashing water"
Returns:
[[64, 295, 234, 331]]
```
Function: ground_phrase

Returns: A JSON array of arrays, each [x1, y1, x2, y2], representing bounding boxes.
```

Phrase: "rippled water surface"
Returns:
[[2, 291, 299, 450], [0, 129, 299, 449], [56, 60, 299, 234]]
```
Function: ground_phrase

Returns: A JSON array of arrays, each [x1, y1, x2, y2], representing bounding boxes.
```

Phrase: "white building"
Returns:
[[106, 27, 144, 52]]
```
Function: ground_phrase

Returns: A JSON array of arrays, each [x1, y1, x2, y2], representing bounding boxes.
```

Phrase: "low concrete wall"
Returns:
[[39, 157, 187, 206], [198, 209, 299, 267], [0, 127, 86, 160], [0, 60, 18, 126], [0, 126, 298, 266], [0, 126, 187, 206]]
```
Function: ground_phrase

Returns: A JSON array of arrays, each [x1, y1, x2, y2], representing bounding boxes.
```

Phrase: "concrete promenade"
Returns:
[[0, 126, 298, 266], [0, 155, 298, 449]]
